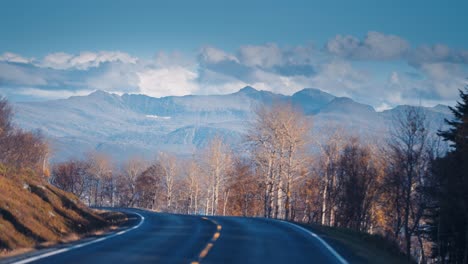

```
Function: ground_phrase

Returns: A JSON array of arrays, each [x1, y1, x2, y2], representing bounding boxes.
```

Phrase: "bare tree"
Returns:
[[386, 107, 430, 259], [247, 102, 311, 219], [157, 152, 178, 211], [86, 152, 112, 206], [117, 157, 148, 207], [312, 128, 346, 226], [0, 97, 49, 175], [0, 97, 12, 139], [51, 159, 90, 199], [334, 138, 380, 232], [201, 136, 233, 216], [136, 164, 162, 210], [185, 160, 202, 214]]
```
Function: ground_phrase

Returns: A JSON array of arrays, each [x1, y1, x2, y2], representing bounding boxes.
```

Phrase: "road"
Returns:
[[8, 209, 347, 264]]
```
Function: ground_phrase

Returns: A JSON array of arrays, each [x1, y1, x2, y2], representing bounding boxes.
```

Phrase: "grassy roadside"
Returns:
[[0, 170, 128, 258], [297, 223, 413, 264], [0, 209, 128, 259]]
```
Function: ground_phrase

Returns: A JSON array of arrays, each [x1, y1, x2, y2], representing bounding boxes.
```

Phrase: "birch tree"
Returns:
[[247, 103, 310, 219], [157, 152, 178, 211], [186, 160, 202, 214], [202, 137, 233, 215]]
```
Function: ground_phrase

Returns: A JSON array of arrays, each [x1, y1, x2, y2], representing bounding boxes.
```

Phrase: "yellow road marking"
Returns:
[[191, 217, 222, 263], [199, 243, 213, 258]]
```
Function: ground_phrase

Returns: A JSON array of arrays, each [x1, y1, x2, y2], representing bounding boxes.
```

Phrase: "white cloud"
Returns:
[[326, 31, 410, 60], [41, 51, 138, 70], [199, 46, 239, 64], [154, 51, 196, 68], [310, 60, 369, 96], [0, 52, 33, 64], [0, 63, 47, 86], [375, 102, 392, 112], [419, 62, 467, 99], [238, 43, 284, 68], [249, 69, 310, 95], [409, 44, 468, 65], [86, 63, 140, 92], [0, 39, 465, 108], [137, 66, 199, 97], [42, 52, 74, 69], [383, 63, 468, 106]]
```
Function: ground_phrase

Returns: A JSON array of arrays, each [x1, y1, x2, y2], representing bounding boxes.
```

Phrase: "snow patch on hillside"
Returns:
[[146, 114, 171, 120]]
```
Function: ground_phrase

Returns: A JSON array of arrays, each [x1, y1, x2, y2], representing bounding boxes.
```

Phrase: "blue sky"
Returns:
[[0, 0, 467, 109]]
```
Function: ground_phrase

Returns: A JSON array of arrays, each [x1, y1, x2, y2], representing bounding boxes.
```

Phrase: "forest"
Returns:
[[1, 87, 467, 263]]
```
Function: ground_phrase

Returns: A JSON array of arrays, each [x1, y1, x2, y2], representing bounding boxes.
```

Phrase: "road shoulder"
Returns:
[[0, 210, 139, 264]]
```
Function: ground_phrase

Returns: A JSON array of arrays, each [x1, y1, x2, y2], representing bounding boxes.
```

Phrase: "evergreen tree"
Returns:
[[433, 87, 468, 263], [439, 88, 468, 152]]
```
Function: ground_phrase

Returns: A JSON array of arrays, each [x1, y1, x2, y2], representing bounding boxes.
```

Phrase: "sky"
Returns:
[[0, 0, 467, 109]]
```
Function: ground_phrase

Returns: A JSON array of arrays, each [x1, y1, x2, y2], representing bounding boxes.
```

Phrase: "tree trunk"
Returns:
[[285, 180, 291, 221], [404, 182, 412, 259], [321, 174, 328, 225], [223, 189, 230, 216], [417, 231, 426, 264]]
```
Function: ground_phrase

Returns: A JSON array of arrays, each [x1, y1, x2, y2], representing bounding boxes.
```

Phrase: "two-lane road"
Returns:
[[8, 209, 347, 264]]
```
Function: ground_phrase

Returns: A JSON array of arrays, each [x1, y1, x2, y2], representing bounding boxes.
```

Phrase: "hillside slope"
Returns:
[[0, 169, 112, 253]]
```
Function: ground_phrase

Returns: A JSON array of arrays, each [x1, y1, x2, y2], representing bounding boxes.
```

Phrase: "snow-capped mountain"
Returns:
[[12, 87, 452, 162]]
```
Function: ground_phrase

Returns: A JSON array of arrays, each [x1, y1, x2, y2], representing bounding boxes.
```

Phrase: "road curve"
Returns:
[[6, 208, 347, 264]]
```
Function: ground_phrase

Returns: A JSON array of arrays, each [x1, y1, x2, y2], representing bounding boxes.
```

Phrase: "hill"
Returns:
[[0, 167, 122, 255]]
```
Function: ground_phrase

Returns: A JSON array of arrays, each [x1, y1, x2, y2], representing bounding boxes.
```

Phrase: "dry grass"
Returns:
[[0, 169, 126, 257], [299, 223, 414, 264]]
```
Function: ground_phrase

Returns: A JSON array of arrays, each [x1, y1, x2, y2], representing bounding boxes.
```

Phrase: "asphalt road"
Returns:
[[8, 209, 347, 264]]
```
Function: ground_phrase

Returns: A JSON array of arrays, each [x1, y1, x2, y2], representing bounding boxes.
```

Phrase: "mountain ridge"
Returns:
[[12, 87, 451, 162]]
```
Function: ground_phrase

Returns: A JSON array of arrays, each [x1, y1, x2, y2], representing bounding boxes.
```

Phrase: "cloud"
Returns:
[[237, 43, 316, 70], [41, 51, 138, 70], [247, 68, 320, 95], [326, 31, 410, 60], [0, 52, 33, 64], [0, 62, 48, 86], [0, 34, 465, 108], [197, 43, 318, 94], [310, 60, 369, 96], [326, 31, 468, 67], [199, 47, 238, 64], [408, 44, 468, 66], [383, 63, 468, 106], [137, 66, 199, 98], [85, 62, 140, 92], [238, 43, 284, 68], [419, 63, 467, 99]]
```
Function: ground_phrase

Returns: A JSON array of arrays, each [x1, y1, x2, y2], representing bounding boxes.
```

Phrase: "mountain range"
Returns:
[[12, 87, 452, 162]]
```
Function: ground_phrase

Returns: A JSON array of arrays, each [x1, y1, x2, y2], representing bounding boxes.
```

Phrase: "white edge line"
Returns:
[[281, 220, 349, 264], [12, 212, 145, 264]]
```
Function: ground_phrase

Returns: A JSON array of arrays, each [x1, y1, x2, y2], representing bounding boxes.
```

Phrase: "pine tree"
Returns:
[[433, 86, 468, 263], [438, 87, 468, 152]]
